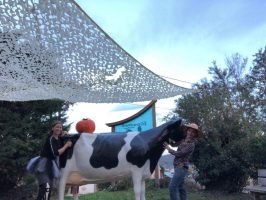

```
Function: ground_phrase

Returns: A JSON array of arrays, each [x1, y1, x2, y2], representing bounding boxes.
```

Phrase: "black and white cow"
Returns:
[[58, 119, 185, 200]]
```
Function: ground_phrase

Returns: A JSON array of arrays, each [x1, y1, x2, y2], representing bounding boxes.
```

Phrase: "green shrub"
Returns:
[[246, 135, 266, 178]]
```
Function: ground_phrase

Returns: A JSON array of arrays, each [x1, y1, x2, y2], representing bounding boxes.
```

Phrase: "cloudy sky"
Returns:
[[67, 0, 266, 133]]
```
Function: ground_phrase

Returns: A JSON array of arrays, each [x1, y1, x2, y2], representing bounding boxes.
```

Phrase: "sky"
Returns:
[[67, 0, 266, 133]]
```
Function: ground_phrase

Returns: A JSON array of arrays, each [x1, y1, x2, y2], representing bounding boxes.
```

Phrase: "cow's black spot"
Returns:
[[90, 133, 127, 169], [126, 133, 150, 168], [126, 130, 161, 173], [60, 134, 80, 168]]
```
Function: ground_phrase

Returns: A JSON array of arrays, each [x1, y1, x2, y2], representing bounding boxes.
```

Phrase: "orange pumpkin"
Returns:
[[75, 118, 95, 133]]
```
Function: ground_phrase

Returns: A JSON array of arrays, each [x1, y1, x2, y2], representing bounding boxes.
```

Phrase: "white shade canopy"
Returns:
[[0, 0, 193, 103]]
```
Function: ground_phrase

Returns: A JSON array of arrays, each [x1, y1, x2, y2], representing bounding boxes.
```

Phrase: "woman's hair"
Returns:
[[51, 120, 62, 128]]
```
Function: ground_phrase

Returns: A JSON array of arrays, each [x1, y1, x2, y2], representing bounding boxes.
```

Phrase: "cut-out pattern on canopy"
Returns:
[[0, 0, 193, 103]]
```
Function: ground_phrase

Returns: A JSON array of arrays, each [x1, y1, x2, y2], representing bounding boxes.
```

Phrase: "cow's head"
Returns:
[[158, 119, 186, 146]]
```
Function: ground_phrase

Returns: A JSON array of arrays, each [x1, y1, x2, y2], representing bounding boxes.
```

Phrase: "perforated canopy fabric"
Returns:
[[0, 0, 193, 103]]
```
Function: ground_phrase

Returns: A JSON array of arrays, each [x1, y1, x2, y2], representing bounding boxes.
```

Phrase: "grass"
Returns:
[[61, 187, 256, 200]]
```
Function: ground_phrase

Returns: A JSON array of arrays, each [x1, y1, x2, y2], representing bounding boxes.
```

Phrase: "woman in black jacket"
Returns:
[[27, 120, 72, 200]]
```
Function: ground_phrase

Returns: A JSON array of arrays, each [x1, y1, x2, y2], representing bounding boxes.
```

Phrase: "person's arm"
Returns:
[[168, 143, 194, 158], [163, 142, 194, 158], [50, 137, 72, 157], [58, 140, 72, 156]]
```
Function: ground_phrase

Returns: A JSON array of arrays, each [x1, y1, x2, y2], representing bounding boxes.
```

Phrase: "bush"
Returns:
[[159, 177, 170, 188], [1, 182, 37, 200], [97, 177, 133, 192], [97, 182, 112, 191], [246, 135, 266, 178], [193, 137, 250, 192]]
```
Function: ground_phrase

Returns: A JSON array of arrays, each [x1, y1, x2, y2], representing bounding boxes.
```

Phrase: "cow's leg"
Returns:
[[132, 173, 143, 200], [73, 193, 79, 200], [58, 168, 69, 200], [140, 178, 146, 200]]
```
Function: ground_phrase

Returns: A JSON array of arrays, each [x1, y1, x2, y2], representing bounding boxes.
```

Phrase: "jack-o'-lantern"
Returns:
[[75, 118, 95, 133]]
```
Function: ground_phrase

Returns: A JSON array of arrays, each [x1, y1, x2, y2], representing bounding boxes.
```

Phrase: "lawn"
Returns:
[[61, 187, 255, 200]]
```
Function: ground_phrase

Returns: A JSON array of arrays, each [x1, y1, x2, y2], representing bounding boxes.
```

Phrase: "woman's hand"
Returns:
[[66, 140, 72, 148], [59, 140, 73, 155], [163, 142, 171, 150], [61, 131, 69, 136]]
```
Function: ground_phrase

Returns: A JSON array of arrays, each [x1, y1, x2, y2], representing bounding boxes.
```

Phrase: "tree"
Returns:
[[0, 100, 71, 197], [246, 48, 266, 132], [168, 52, 264, 192], [246, 135, 266, 178], [245, 48, 266, 178]]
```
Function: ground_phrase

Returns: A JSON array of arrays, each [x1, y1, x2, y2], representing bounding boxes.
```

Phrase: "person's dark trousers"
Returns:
[[36, 183, 52, 200], [169, 167, 188, 200], [46, 186, 52, 200], [36, 183, 46, 200]]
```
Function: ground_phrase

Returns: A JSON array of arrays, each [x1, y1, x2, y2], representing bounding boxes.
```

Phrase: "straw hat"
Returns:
[[185, 123, 200, 137]]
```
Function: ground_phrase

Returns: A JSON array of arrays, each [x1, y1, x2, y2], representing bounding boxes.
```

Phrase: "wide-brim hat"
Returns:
[[184, 123, 201, 138]]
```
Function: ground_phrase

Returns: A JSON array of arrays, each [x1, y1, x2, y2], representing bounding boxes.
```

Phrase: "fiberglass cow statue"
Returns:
[[58, 119, 186, 200]]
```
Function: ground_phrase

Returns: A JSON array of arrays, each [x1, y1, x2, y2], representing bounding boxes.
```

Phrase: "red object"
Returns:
[[75, 118, 95, 133]]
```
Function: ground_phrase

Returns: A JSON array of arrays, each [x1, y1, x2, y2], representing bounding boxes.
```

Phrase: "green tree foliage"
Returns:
[[244, 48, 266, 178], [246, 48, 266, 130], [0, 100, 71, 195], [246, 135, 266, 178], [167, 51, 265, 192]]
